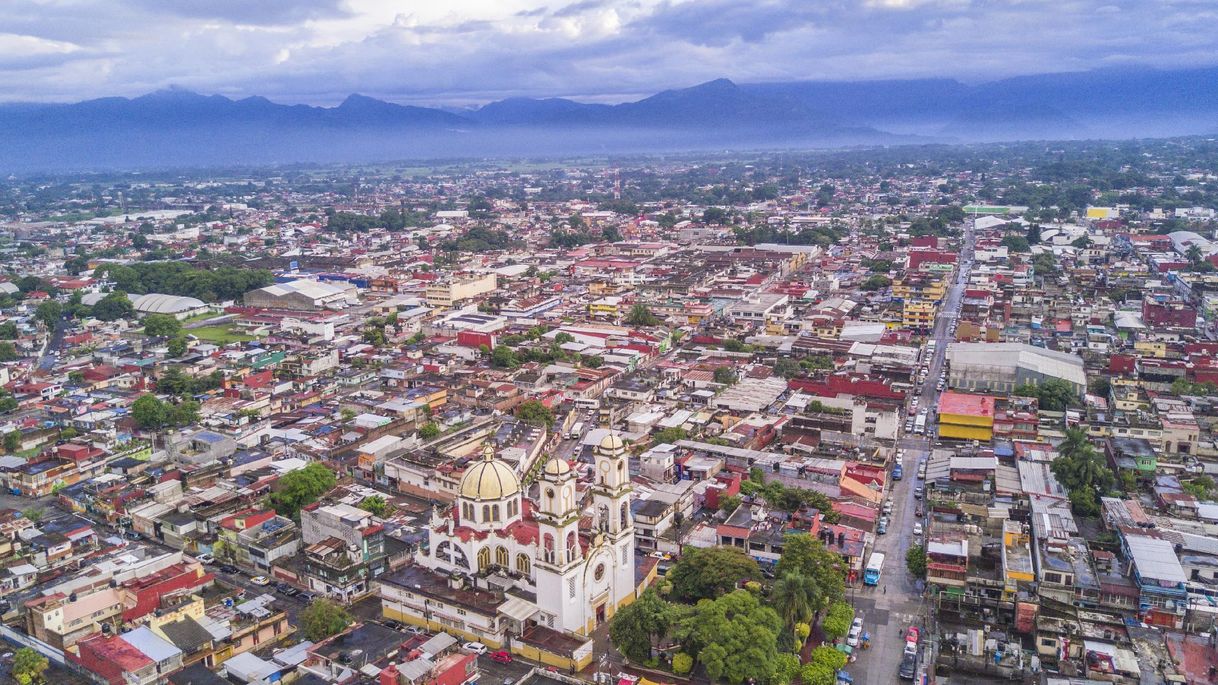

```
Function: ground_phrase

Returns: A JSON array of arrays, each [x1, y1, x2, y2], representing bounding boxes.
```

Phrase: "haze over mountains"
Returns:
[[2, 66, 1216, 172]]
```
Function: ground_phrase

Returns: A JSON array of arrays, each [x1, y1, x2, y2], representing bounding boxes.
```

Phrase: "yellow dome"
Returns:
[[460, 443, 520, 500], [598, 434, 624, 451], [543, 457, 571, 477]]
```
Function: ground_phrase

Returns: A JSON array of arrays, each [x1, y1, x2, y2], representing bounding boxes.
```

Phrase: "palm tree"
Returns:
[[1186, 244, 1204, 267], [769, 572, 820, 628], [1057, 428, 1090, 461]]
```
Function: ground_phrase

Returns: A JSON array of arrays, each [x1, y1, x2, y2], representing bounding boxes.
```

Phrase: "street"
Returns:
[[851, 221, 974, 685]]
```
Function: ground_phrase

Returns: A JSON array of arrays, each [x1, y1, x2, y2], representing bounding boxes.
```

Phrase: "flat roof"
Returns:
[[938, 391, 996, 417]]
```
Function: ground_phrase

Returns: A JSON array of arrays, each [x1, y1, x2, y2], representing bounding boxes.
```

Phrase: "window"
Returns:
[[568, 577, 576, 598], [594, 564, 605, 581], [516, 553, 531, 576], [477, 547, 491, 571], [622, 546, 628, 565], [495, 546, 509, 568]]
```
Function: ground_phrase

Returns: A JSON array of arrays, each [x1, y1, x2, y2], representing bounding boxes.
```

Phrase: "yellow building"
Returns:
[[937, 391, 996, 441], [425, 273, 498, 309], [903, 301, 937, 329], [588, 296, 622, 318]]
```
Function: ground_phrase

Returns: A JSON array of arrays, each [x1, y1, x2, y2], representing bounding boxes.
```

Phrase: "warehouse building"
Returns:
[[946, 342, 1086, 396], [243, 279, 359, 311]]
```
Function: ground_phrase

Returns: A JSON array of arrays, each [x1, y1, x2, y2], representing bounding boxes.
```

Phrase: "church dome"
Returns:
[[543, 457, 571, 477], [598, 434, 624, 451], [460, 443, 520, 500]]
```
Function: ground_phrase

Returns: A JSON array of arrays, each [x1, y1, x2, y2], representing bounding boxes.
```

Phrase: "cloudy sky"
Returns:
[[2, 0, 1216, 105]]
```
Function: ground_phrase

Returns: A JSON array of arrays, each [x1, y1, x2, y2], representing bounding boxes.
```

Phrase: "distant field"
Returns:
[[189, 324, 255, 343]]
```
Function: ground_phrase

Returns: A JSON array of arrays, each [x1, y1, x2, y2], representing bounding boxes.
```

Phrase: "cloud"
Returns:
[[0, 0, 1214, 105]]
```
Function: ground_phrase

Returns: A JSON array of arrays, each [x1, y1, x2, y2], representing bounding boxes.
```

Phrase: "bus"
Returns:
[[914, 413, 927, 435], [569, 422, 585, 439], [864, 552, 885, 586]]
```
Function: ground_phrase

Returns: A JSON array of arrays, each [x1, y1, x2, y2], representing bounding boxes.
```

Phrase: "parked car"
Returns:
[[297, 592, 316, 602], [196, 553, 215, 564], [914, 487, 924, 499], [912, 523, 923, 536], [846, 626, 862, 648], [877, 521, 888, 535], [489, 651, 513, 664], [219, 564, 239, 574], [898, 653, 917, 680], [905, 626, 921, 644], [463, 642, 488, 655], [383, 620, 404, 631], [250, 575, 270, 586]]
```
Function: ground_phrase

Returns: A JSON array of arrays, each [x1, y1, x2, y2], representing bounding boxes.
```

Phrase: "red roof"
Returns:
[[938, 391, 995, 418]]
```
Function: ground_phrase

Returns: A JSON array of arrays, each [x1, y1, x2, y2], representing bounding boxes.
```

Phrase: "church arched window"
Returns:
[[477, 547, 491, 572], [516, 553, 531, 575], [621, 502, 630, 529], [566, 531, 578, 562], [482, 504, 490, 521], [492, 505, 500, 522], [542, 534, 555, 563], [436, 541, 452, 562], [496, 545, 509, 568]]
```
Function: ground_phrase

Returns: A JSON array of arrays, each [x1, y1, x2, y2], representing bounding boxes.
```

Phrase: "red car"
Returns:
[[489, 651, 513, 664], [905, 626, 920, 645]]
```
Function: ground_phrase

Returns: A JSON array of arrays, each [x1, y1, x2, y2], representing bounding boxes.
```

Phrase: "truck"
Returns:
[[914, 413, 927, 435], [569, 422, 585, 439]]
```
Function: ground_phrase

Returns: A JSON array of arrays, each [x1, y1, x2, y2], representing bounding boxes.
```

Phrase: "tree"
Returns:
[[1001, 235, 1031, 252], [1186, 243, 1204, 267], [773, 534, 845, 611], [675, 590, 781, 685], [12, 647, 49, 685], [268, 462, 337, 519], [625, 303, 661, 327], [0, 321, 16, 339], [299, 598, 352, 641], [860, 274, 891, 291], [583, 355, 603, 368], [770, 572, 819, 630], [490, 345, 520, 369], [713, 367, 738, 385], [609, 588, 672, 663], [167, 336, 188, 358], [1051, 428, 1116, 516], [143, 314, 182, 337], [1026, 223, 1042, 244], [1031, 252, 1058, 277], [1014, 378, 1079, 411], [515, 400, 554, 428], [672, 653, 693, 677], [718, 495, 741, 514], [554, 332, 575, 345], [0, 342, 20, 361], [801, 646, 848, 685], [35, 300, 62, 328], [652, 427, 688, 445], [131, 394, 169, 430], [3, 430, 19, 453], [91, 291, 135, 321], [820, 601, 854, 641], [358, 495, 390, 517], [169, 400, 200, 427], [418, 422, 441, 440], [772, 653, 802, 685], [906, 546, 928, 578], [667, 546, 760, 602], [774, 358, 802, 378]]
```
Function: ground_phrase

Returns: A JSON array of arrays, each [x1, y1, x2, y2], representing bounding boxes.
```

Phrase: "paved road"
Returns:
[[852, 221, 974, 685]]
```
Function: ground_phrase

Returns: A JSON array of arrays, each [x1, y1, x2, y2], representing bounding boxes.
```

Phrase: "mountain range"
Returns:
[[2, 66, 1217, 171]]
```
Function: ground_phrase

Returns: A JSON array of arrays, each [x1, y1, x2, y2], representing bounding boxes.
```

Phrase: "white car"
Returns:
[[250, 575, 270, 586], [462, 642, 488, 655], [846, 626, 862, 647], [904, 641, 918, 656], [852, 617, 864, 632], [913, 523, 923, 536], [196, 553, 215, 564]]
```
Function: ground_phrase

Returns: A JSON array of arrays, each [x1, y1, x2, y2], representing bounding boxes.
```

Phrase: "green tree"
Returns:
[[1014, 378, 1079, 411], [1001, 235, 1030, 252], [554, 332, 575, 345], [801, 646, 848, 685], [773, 358, 802, 378], [143, 314, 182, 337], [1031, 252, 1058, 277], [515, 400, 554, 428], [0, 342, 20, 361], [4, 430, 21, 453], [772, 653, 802, 685], [667, 546, 760, 602], [672, 653, 693, 677], [299, 598, 352, 641], [652, 427, 688, 445], [583, 355, 603, 368], [131, 394, 169, 430], [718, 495, 742, 514], [0, 321, 16, 339], [860, 274, 891, 291], [268, 462, 337, 519], [769, 572, 819, 630], [167, 336, 188, 358], [773, 534, 845, 610], [358, 495, 390, 517], [713, 367, 738, 385], [91, 291, 136, 321], [625, 303, 661, 327], [12, 647, 49, 685], [418, 422, 441, 440], [675, 590, 781, 685], [820, 601, 854, 641], [169, 400, 200, 427], [609, 588, 672, 663], [490, 345, 520, 369], [35, 300, 62, 328], [1051, 428, 1116, 516], [906, 546, 928, 578]]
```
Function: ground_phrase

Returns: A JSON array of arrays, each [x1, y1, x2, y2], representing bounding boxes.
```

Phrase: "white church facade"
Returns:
[[379, 435, 644, 669]]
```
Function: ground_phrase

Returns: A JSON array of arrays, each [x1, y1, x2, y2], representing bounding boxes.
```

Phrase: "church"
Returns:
[[379, 434, 642, 666]]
